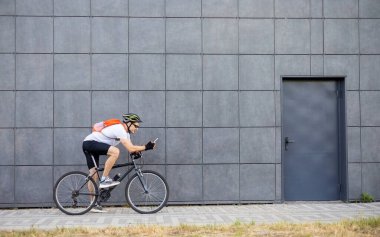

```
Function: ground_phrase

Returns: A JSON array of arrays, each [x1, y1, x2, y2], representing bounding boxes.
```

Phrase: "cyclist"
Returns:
[[82, 113, 156, 211]]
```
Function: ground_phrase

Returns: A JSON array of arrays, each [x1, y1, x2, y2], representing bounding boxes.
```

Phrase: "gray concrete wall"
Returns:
[[0, 0, 379, 207]]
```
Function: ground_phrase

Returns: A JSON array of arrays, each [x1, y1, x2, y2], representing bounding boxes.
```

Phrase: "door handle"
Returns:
[[285, 137, 295, 151]]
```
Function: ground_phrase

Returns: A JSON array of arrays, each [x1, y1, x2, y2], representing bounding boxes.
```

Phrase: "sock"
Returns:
[[101, 176, 106, 182]]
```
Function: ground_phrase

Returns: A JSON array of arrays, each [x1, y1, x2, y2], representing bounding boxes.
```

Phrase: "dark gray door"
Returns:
[[283, 79, 340, 201]]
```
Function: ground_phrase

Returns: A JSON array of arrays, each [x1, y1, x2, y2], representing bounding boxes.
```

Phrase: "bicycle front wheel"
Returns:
[[125, 170, 169, 214], [54, 171, 98, 215]]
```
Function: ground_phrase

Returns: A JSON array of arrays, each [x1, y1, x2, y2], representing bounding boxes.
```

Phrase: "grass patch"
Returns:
[[1, 217, 379, 237]]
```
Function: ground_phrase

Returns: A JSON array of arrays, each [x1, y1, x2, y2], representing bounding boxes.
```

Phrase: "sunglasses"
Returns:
[[133, 123, 140, 128]]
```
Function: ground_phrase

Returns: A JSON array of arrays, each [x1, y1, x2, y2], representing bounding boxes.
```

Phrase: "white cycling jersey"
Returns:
[[84, 124, 130, 146]]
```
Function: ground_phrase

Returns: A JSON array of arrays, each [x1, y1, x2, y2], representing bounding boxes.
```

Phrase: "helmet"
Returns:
[[122, 113, 142, 123]]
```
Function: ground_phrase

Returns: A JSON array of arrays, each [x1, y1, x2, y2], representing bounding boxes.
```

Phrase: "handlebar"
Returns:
[[130, 152, 142, 160]]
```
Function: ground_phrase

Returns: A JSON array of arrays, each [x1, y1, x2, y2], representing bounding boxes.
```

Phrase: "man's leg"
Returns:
[[102, 146, 120, 178]]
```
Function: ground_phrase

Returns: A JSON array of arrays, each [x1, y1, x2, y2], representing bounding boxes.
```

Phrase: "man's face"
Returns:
[[129, 122, 140, 134]]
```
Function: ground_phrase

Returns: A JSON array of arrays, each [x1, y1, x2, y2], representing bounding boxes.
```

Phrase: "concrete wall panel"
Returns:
[[129, 18, 165, 53], [167, 128, 202, 164], [360, 55, 380, 90], [203, 128, 239, 164], [129, 0, 165, 17], [311, 55, 323, 75], [129, 54, 165, 90], [0, 167, 14, 203], [16, 17, 52, 53], [311, 20, 323, 54], [0, 0, 15, 15], [167, 91, 202, 127], [0, 17, 15, 52], [16, 91, 53, 127], [166, 55, 202, 90], [203, 91, 239, 127], [92, 54, 128, 90], [240, 164, 275, 200], [324, 0, 358, 18], [348, 163, 361, 200], [0, 91, 15, 127], [15, 128, 53, 165], [203, 19, 238, 54], [361, 92, 380, 127], [239, 0, 273, 18], [360, 20, 380, 54], [16, 54, 53, 90], [360, 0, 380, 18], [54, 128, 89, 165], [324, 20, 359, 54], [166, 18, 201, 53], [275, 0, 310, 18], [239, 55, 274, 90], [240, 91, 275, 127], [275, 19, 310, 54], [203, 164, 239, 201], [347, 127, 361, 163], [166, 0, 201, 17], [362, 163, 380, 200], [0, 54, 15, 90], [361, 127, 380, 162], [15, 166, 53, 203], [167, 165, 202, 202], [91, 0, 128, 16], [92, 17, 128, 53], [54, 17, 90, 53], [239, 19, 274, 54], [54, 0, 90, 16], [16, 0, 52, 16], [54, 91, 91, 127], [54, 54, 90, 90], [202, 0, 237, 17], [240, 128, 275, 163], [346, 91, 360, 127], [203, 55, 238, 90], [0, 129, 14, 165]]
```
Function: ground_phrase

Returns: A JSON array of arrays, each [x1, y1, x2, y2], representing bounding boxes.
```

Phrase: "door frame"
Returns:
[[280, 76, 348, 202]]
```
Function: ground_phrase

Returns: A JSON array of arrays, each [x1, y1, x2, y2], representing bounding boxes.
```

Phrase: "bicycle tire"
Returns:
[[54, 171, 98, 215], [125, 170, 169, 214]]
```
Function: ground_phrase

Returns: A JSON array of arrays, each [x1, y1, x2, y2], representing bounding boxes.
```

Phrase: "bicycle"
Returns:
[[53, 152, 169, 215]]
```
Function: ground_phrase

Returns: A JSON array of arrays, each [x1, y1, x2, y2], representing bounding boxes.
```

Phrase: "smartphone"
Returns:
[[153, 138, 159, 143]]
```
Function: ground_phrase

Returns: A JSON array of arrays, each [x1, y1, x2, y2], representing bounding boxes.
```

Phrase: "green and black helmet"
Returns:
[[122, 113, 142, 123]]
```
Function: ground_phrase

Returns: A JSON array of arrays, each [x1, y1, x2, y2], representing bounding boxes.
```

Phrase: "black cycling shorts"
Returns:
[[82, 140, 111, 169]]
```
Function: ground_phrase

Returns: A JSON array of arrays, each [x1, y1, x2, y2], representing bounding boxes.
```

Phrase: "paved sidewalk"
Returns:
[[1, 202, 380, 230]]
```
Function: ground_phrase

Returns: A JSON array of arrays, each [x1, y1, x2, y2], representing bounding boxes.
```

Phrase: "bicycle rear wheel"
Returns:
[[125, 170, 169, 214], [54, 171, 98, 215]]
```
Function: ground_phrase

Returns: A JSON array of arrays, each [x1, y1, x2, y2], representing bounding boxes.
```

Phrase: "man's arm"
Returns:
[[120, 138, 146, 153]]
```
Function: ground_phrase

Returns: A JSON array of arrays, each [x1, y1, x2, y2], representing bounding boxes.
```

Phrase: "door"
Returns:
[[283, 79, 342, 201]]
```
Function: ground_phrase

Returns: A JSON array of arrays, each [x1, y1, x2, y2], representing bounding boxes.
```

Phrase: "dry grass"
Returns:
[[1, 217, 379, 237]]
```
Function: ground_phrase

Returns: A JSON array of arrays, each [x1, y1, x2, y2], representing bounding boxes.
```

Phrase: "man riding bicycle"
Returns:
[[82, 113, 156, 204]]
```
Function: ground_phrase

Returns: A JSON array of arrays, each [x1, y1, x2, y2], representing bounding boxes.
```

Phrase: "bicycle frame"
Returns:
[[94, 160, 139, 184], [83, 156, 148, 197]]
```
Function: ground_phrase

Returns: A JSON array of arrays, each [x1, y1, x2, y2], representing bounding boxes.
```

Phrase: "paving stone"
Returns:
[[0, 203, 379, 229]]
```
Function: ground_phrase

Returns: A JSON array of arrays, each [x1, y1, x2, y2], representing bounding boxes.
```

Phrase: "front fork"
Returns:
[[135, 167, 149, 193]]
